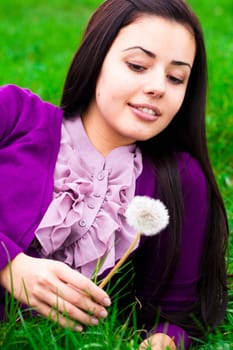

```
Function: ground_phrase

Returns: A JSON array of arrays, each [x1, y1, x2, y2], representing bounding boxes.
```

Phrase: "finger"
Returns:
[[29, 291, 100, 328], [32, 276, 108, 322], [56, 263, 111, 306], [56, 284, 108, 319], [34, 300, 84, 331], [39, 288, 106, 325]]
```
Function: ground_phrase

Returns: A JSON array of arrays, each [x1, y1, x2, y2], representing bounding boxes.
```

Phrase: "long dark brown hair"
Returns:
[[60, 0, 229, 338]]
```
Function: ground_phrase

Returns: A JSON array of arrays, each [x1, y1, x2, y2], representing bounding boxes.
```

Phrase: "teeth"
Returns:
[[138, 107, 156, 116]]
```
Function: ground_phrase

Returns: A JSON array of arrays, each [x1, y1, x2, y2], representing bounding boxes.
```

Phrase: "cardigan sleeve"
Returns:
[[0, 85, 62, 270], [134, 153, 209, 349]]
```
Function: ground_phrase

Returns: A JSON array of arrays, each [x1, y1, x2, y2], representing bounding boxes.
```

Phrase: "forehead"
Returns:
[[108, 15, 196, 64]]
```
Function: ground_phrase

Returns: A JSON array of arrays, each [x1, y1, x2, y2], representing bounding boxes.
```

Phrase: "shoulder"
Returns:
[[177, 152, 207, 193], [136, 155, 157, 196], [0, 84, 63, 141], [137, 152, 207, 193], [177, 152, 205, 182], [0, 84, 60, 113], [0, 84, 41, 106]]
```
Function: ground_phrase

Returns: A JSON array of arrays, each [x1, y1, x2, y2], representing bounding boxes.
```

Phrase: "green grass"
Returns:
[[0, 291, 139, 349], [0, 0, 233, 348], [188, 0, 233, 244]]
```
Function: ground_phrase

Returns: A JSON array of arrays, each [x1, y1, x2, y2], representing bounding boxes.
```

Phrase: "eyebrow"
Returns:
[[171, 60, 192, 70], [123, 46, 192, 69], [123, 46, 155, 58]]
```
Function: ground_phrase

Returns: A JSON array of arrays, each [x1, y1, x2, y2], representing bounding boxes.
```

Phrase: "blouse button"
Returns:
[[94, 193, 101, 198], [79, 219, 87, 227], [97, 171, 105, 181], [87, 203, 95, 209]]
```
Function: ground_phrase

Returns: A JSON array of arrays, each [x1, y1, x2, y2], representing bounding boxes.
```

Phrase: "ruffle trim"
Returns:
[[35, 118, 142, 278]]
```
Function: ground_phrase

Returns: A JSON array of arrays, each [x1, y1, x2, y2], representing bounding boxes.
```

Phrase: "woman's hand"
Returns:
[[139, 333, 176, 350], [0, 253, 111, 330]]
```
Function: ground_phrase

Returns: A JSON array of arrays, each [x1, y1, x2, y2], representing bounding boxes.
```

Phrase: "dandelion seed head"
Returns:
[[125, 196, 169, 235]]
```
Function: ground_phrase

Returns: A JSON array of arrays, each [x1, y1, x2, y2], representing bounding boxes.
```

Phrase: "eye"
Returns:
[[168, 75, 184, 85], [126, 62, 146, 72]]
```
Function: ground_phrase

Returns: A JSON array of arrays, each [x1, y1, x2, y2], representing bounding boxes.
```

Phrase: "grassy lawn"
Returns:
[[0, 0, 232, 348]]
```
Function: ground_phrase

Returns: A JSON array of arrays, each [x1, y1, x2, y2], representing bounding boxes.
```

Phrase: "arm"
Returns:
[[0, 86, 111, 326], [0, 85, 26, 270], [0, 85, 62, 270], [135, 153, 208, 349]]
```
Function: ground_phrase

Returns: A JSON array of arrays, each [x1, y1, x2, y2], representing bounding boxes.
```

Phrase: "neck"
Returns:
[[81, 110, 134, 157]]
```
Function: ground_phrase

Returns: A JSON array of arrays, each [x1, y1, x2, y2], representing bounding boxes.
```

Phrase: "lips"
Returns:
[[128, 103, 162, 120], [137, 107, 157, 116]]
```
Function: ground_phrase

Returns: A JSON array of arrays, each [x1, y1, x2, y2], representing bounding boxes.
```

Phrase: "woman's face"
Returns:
[[83, 15, 196, 155]]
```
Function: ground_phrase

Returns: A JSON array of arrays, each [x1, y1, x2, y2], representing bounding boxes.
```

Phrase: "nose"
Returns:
[[143, 69, 166, 98]]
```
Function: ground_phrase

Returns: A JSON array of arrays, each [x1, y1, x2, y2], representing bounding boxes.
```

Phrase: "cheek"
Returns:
[[96, 86, 115, 108], [171, 91, 186, 115], [95, 84, 119, 117], [96, 73, 118, 102], [95, 76, 109, 107]]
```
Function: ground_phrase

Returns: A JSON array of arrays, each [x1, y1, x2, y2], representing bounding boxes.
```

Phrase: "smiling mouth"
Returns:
[[137, 107, 157, 116], [128, 103, 162, 117]]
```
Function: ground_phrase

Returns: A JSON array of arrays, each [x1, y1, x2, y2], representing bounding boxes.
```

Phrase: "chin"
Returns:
[[135, 134, 155, 142]]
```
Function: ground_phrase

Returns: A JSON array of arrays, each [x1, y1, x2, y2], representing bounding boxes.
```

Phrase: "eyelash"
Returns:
[[126, 62, 146, 72], [168, 75, 184, 85], [126, 62, 184, 85]]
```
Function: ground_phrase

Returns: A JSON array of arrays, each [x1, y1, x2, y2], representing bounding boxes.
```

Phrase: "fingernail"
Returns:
[[91, 317, 99, 325], [74, 324, 83, 332], [103, 297, 111, 306], [99, 310, 108, 318]]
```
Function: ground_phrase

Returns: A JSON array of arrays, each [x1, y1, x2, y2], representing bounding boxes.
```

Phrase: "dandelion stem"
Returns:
[[99, 232, 141, 289]]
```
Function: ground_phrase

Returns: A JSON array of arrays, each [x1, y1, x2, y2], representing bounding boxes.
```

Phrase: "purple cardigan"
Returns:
[[0, 85, 209, 348]]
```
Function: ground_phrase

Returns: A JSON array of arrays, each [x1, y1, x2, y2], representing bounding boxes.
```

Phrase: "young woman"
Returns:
[[0, 0, 228, 349]]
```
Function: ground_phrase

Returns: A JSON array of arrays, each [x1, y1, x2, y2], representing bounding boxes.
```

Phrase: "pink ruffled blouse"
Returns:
[[35, 117, 142, 278]]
